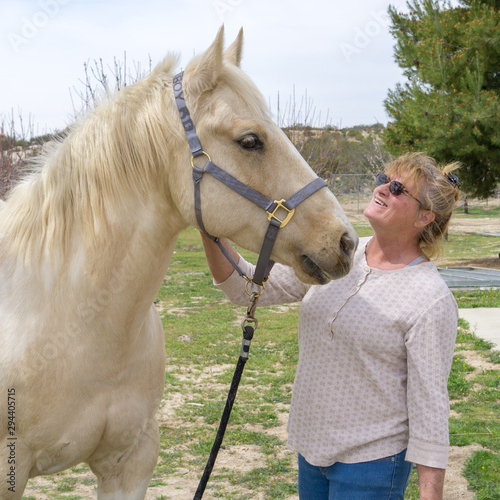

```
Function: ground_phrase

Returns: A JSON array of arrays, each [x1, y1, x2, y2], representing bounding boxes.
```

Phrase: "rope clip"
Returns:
[[241, 292, 259, 331]]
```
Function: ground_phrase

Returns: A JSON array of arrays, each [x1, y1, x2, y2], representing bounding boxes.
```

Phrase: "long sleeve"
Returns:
[[216, 239, 459, 469], [405, 293, 458, 468], [216, 257, 311, 307]]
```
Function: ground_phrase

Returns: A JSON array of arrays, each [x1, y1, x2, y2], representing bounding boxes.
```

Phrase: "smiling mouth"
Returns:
[[374, 196, 387, 207]]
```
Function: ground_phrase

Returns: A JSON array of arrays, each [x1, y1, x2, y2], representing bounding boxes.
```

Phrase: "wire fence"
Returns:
[[328, 173, 376, 214]]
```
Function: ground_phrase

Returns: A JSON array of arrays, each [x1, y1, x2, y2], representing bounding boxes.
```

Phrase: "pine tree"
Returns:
[[383, 0, 500, 198]]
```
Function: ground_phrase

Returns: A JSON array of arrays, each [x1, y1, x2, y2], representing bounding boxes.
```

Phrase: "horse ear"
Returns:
[[185, 26, 224, 98], [224, 28, 244, 67]]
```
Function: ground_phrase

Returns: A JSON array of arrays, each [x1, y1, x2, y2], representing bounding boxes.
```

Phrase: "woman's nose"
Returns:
[[375, 184, 389, 197]]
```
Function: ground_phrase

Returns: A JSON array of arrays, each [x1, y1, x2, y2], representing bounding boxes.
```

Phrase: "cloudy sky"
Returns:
[[1, 0, 409, 137]]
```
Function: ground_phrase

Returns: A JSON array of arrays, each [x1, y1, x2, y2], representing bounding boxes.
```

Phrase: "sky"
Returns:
[[1, 0, 410, 137]]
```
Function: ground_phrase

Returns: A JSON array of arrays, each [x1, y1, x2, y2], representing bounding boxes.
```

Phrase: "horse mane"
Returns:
[[0, 54, 183, 265], [0, 48, 272, 268]]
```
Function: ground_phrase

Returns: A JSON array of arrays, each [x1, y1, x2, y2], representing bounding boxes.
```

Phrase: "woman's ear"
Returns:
[[415, 209, 436, 228]]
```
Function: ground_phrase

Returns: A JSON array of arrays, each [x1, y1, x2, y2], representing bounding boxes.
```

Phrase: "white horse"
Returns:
[[0, 28, 357, 499]]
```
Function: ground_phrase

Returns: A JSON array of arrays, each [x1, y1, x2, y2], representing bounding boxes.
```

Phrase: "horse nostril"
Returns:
[[340, 232, 356, 257]]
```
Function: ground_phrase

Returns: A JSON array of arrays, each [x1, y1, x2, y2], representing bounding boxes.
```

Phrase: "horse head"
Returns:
[[170, 27, 358, 284], [0, 27, 359, 498]]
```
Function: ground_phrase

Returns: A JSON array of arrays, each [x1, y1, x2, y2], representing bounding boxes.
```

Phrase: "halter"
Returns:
[[173, 71, 327, 288]]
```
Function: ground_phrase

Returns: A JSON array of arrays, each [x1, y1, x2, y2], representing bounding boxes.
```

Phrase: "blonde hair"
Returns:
[[385, 152, 460, 259]]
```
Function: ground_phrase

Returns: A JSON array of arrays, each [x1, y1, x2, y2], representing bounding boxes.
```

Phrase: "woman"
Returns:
[[201, 153, 461, 499]]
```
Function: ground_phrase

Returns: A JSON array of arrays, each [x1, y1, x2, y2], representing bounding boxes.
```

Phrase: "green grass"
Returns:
[[440, 232, 500, 263], [445, 317, 500, 500], [454, 204, 500, 218], [464, 450, 500, 500], [453, 288, 500, 308], [403, 315, 500, 500], [157, 227, 500, 500], [352, 225, 374, 237]]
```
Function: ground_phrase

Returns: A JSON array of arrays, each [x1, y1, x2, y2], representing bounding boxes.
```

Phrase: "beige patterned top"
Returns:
[[217, 237, 458, 468]]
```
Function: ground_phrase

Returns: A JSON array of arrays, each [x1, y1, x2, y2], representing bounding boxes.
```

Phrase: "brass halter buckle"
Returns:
[[266, 199, 295, 229]]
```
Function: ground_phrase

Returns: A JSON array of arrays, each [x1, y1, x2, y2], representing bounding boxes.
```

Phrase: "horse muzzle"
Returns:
[[299, 229, 358, 284]]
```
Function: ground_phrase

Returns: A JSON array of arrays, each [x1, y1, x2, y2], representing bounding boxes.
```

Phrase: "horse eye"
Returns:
[[238, 134, 263, 150]]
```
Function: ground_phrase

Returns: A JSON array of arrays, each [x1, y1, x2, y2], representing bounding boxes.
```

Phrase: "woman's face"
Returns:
[[363, 173, 424, 233]]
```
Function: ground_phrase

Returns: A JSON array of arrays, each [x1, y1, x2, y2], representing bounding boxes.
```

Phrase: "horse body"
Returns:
[[0, 28, 357, 499], [0, 157, 173, 497]]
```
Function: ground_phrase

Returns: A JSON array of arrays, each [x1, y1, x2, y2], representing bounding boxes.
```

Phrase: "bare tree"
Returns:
[[69, 52, 152, 118], [0, 110, 36, 199]]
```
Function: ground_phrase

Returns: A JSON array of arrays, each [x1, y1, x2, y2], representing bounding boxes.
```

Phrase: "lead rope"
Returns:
[[193, 292, 260, 500]]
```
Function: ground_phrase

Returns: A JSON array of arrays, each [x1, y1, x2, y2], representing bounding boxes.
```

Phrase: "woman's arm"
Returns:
[[405, 291, 458, 469], [417, 464, 445, 500], [200, 233, 240, 284], [200, 232, 310, 306]]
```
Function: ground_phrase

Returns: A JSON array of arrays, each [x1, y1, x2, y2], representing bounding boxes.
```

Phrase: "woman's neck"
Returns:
[[365, 235, 426, 270]]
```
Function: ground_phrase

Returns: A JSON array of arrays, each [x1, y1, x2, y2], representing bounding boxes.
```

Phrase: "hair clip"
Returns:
[[445, 172, 461, 189]]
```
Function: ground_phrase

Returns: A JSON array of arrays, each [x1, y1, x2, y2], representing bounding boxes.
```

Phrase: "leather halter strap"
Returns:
[[173, 71, 327, 287]]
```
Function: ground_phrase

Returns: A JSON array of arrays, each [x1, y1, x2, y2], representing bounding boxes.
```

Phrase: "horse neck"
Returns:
[[2, 115, 190, 322], [57, 134, 189, 313]]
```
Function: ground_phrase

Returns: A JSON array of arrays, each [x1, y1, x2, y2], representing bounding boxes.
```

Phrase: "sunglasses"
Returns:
[[375, 172, 426, 208]]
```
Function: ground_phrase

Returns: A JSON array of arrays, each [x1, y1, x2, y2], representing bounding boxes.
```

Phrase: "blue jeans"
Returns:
[[298, 450, 413, 500]]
